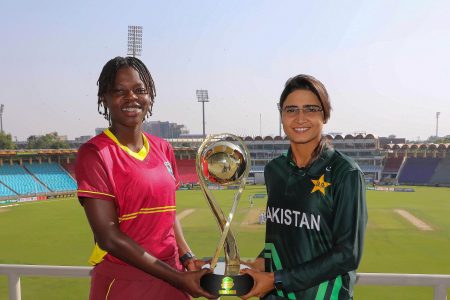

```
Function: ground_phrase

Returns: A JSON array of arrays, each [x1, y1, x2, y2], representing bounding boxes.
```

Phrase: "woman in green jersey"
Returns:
[[241, 75, 367, 300]]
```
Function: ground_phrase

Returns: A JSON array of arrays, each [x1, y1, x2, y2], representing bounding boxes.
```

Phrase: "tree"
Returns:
[[0, 132, 16, 149], [435, 137, 450, 144], [26, 132, 69, 149], [425, 135, 450, 144]]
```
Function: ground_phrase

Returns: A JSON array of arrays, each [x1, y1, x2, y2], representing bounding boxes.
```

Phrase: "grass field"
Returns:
[[1, 185, 449, 299]]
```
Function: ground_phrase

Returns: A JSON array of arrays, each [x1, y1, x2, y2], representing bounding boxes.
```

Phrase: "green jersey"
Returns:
[[262, 146, 367, 300]]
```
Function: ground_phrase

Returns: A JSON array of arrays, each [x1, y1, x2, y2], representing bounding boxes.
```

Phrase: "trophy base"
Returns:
[[200, 273, 254, 297]]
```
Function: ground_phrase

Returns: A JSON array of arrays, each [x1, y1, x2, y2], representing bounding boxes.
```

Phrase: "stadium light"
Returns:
[[127, 26, 143, 57], [277, 103, 282, 137], [0, 104, 4, 133], [196, 90, 209, 138], [260, 113, 262, 136], [436, 112, 441, 138]]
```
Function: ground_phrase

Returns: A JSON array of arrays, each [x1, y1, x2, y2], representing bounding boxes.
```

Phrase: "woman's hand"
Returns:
[[240, 257, 265, 272], [239, 269, 274, 300], [184, 258, 211, 271], [174, 268, 216, 299]]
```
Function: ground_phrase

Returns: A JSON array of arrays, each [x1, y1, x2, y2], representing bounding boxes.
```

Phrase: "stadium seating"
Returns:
[[429, 157, 450, 185], [382, 157, 405, 173], [398, 157, 441, 185], [176, 159, 198, 184], [360, 165, 382, 173], [251, 165, 265, 172], [0, 182, 17, 197], [23, 163, 77, 192], [0, 164, 49, 195], [60, 161, 76, 178]]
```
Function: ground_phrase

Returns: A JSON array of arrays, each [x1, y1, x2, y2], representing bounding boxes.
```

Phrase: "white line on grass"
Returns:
[[177, 208, 195, 220], [394, 209, 433, 231], [0, 204, 19, 209]]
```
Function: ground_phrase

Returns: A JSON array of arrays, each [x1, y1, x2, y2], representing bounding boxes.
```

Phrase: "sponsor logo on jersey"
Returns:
[[311, 174, 331, 195], [265, 206, 321, 231], [164, 161, 176, 180]]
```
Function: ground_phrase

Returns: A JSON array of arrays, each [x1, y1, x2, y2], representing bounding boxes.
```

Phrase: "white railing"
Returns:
[[1, 264, 450, 300], [0, 264, 91, 300], [356, 273, 450, 300]]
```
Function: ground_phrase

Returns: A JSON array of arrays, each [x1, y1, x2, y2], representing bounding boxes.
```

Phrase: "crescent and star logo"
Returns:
[[311, 174, 331, 195]]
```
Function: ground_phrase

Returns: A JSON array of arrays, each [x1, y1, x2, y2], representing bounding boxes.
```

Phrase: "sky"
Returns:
[[1, 0, 449, 142]]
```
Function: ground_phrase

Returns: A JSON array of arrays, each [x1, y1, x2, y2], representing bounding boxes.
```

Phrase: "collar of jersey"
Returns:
[[104, 128, 149, 161], [286, 146, 334, 175]]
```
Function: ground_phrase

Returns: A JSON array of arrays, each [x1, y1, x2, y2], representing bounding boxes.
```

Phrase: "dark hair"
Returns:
[[279, 74, 331, 123], [97, 56, 156, 122]]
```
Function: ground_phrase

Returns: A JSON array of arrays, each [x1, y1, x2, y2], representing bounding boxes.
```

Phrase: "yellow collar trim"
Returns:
[[104, 128, 149, 161]]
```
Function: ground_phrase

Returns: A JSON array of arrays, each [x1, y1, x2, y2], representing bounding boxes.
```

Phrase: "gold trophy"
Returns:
[[196, 133, 253, 297]]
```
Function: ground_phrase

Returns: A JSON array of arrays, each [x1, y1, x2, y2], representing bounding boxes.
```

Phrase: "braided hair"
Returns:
[[97, 56, 156, 123]]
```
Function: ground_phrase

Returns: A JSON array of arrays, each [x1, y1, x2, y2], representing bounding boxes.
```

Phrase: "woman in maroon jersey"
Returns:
[[76, 56, 214, 299]]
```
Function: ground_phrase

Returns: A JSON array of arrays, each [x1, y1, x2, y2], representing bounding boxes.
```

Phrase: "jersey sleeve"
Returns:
[[75, 143, 115, 201], [279, 169, 367, 292]]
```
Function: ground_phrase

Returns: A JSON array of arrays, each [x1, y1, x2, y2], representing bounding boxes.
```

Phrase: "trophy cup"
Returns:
[[196, 133, 254, 297]]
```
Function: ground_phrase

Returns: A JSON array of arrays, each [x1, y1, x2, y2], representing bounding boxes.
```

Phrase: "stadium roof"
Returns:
[[384, 143, 450, 150], [0, 149, 78, 157]]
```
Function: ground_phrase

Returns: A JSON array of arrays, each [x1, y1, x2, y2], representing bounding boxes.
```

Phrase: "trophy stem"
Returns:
[[196, 155, 241, 275], [195, 134, 251, 276], [209, 181, 246, 273]]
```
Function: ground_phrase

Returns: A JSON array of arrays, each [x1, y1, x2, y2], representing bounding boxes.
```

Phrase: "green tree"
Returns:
[[0, 132, 16, 149], [435, 135, 450, 143], [426, 135, 450, 144], [26, 132, 69, 149]]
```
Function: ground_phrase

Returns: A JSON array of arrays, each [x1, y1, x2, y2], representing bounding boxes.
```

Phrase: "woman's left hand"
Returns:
[[239, 268, 275, 300], [185, 258, 210, 271]]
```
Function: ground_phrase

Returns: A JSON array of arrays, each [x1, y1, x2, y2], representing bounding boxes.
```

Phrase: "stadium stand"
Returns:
[[23, 163, 77, 192], [0, 182, 17, 197], [382, 156, 405, 173], [0, 164, 49, 195], [176, 159, 198, 184], [429, 157, 450, 186], [60, 161, 76, 178], [0, 137, 447, 198], [360, 165, 382, 173], [251, 165, 265, 172], [398, 157, 441, 185]]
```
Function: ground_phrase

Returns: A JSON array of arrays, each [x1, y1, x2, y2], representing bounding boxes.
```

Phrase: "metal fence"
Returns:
[[1, 264, 450, 300]]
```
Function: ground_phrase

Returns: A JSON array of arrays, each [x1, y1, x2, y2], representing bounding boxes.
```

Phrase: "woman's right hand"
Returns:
[[241, 257, 265, 272]]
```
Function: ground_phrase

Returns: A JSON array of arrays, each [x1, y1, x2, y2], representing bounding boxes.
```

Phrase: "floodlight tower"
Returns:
[[196, 90, 209, 138], [277, 103, 282, 137], [436, 112, 441, 138], [0, 104, 4, 133], [127, 26, 143, 57]]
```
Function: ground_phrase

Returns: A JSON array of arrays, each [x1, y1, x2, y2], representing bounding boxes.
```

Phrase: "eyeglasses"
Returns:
[[280, 105, 323, 117]]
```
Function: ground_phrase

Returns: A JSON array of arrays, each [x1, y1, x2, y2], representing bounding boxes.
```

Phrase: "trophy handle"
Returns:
[[195, 134, 251, 275]]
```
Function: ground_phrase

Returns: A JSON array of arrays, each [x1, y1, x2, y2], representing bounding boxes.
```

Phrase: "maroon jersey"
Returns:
[[76, 129, 180, 265]]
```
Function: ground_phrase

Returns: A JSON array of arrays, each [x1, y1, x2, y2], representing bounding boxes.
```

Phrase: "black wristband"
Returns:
[[274, 271, 284, 291], [179, 252, 195, 266]]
